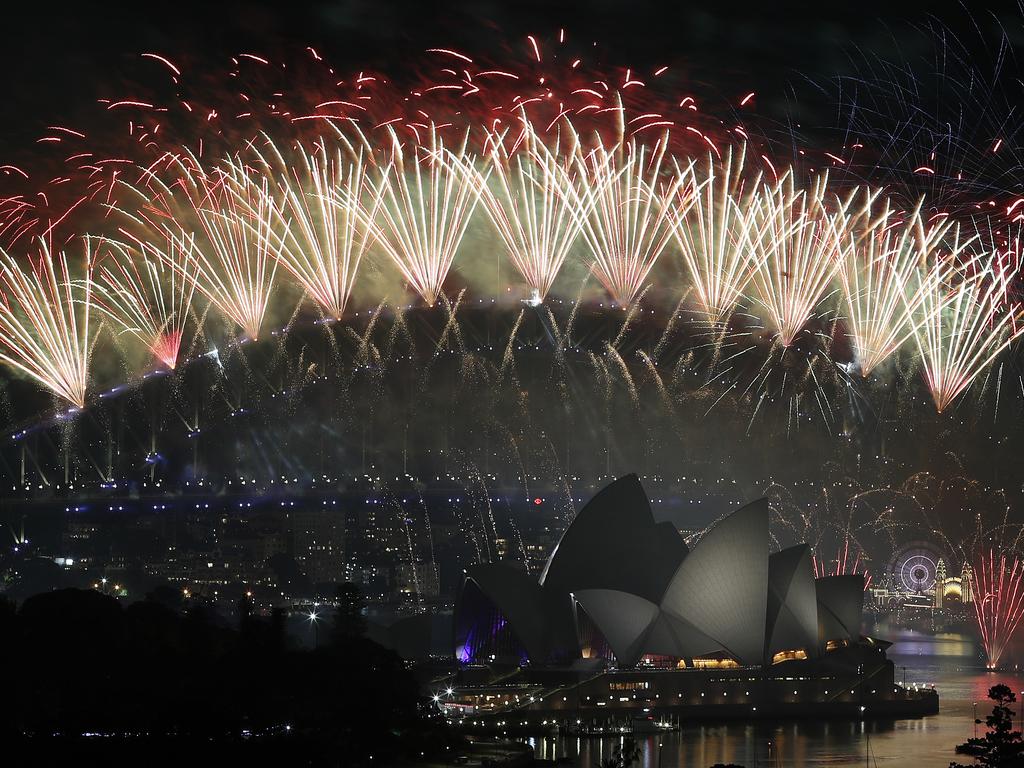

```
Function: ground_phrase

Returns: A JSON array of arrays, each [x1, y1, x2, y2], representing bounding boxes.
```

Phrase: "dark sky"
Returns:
[[3, 0, 1020, 148]]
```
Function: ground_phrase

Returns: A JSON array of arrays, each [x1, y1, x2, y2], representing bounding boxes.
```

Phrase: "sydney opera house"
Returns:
[[443, 475, 937, 724]]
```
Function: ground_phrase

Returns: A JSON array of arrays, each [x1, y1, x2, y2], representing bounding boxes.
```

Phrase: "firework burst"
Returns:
[[574, 130, 690, 308], [668, 145, 762, 325], [972, 549, 1024, 669], [255, 131, 380, 320], [909, 236, 1024, 412], [162, 152, 280, 340], [744, 172, 847, 346], [92, 234, 197, 369], [472, 119, 588, 301], [366, 125, 481, 306], [834, 199, 949, 376], [0, 238, 96, 408]]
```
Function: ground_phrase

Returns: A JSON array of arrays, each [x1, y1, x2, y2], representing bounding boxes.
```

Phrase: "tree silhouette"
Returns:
[[0, 586, 442, 765], [952, 684, 1024, 767]]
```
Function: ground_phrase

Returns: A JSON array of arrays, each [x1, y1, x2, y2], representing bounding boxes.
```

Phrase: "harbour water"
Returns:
[[522, 631, 1024, 766]]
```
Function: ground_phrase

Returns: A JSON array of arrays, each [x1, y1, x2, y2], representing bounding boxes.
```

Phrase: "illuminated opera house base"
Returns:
[[443, 475, 938, 726], [441, 642, 938, 728]]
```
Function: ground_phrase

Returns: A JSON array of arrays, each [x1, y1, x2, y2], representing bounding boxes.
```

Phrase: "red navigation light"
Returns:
[[533, 497, 543, 505]]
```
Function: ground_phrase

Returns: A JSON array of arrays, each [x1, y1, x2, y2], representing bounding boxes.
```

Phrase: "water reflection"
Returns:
[[888, 629, 976, 659], [522, 633, 1024, 767]]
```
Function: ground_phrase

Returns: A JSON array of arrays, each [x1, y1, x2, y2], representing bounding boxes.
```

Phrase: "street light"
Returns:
[[307, 607, 320, 649]]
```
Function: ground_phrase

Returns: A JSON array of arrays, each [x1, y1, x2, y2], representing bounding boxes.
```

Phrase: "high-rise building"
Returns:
[[395, 561, 440, 600], [290, 507, 345, 585], [934, 559, 947, 608], [961, 562, 974, 603]]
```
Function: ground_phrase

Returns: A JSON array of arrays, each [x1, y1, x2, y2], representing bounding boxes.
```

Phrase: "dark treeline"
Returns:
[[0, 584, 456, 766]]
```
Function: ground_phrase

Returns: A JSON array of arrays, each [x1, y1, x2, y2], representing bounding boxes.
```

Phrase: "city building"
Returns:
[[289, 506, 345, 585]]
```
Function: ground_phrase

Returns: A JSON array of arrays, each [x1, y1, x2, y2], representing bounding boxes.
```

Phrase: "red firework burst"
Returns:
[[972, 550, 1024, 669]]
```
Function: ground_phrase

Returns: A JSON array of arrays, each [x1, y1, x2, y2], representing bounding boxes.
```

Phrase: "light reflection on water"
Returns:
[[524, 632, 1024, 767], [888, 630, 976, 660]]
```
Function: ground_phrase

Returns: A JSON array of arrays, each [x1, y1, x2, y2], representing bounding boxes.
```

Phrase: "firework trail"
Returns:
[[573, 129, 689, 307], [909, 237, 1024, 412], [744, 172, 847, 346], [812, 538, 872, 590], [668, 145, 762, 325], [835, 199, 953, 376], [256, 131, 381, 320], [819, 14, 1024, 221], [0, 238, 96, 408], [366, 125, 481, 306], [472, 119, 589, 301], [92, 234, 197, 369], [973, 549, 1024, 669], [158, 151, 280, 341]]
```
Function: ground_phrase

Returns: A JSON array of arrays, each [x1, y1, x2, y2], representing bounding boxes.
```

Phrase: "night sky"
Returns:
[[2, 0, 1020, 157]]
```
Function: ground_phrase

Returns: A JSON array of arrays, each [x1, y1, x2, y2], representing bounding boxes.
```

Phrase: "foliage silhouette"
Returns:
[[951, 684, 1024, 767], [0, 586, 453, 766]]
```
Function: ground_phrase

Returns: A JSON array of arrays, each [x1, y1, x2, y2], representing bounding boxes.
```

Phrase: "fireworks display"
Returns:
[[743, 171, 846, 347], [365, 126, 481, 306], [0, 239, 95, 408], [910, 240, 1024, 413], [669, 146, 759, 327], [256, 131, 379, 321], [9, 10, 1024, 760], [972, 549, 1024, 668], [1, 122, 1019, 415], [0, 23, 1020, 544], [169, 153, 281, 341], [0, 34, 1016, 424], [473, 119, 588, 301], [835, 200, 946, 376], [93, 235, 197, 369], [573, 130, 688, 308]]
